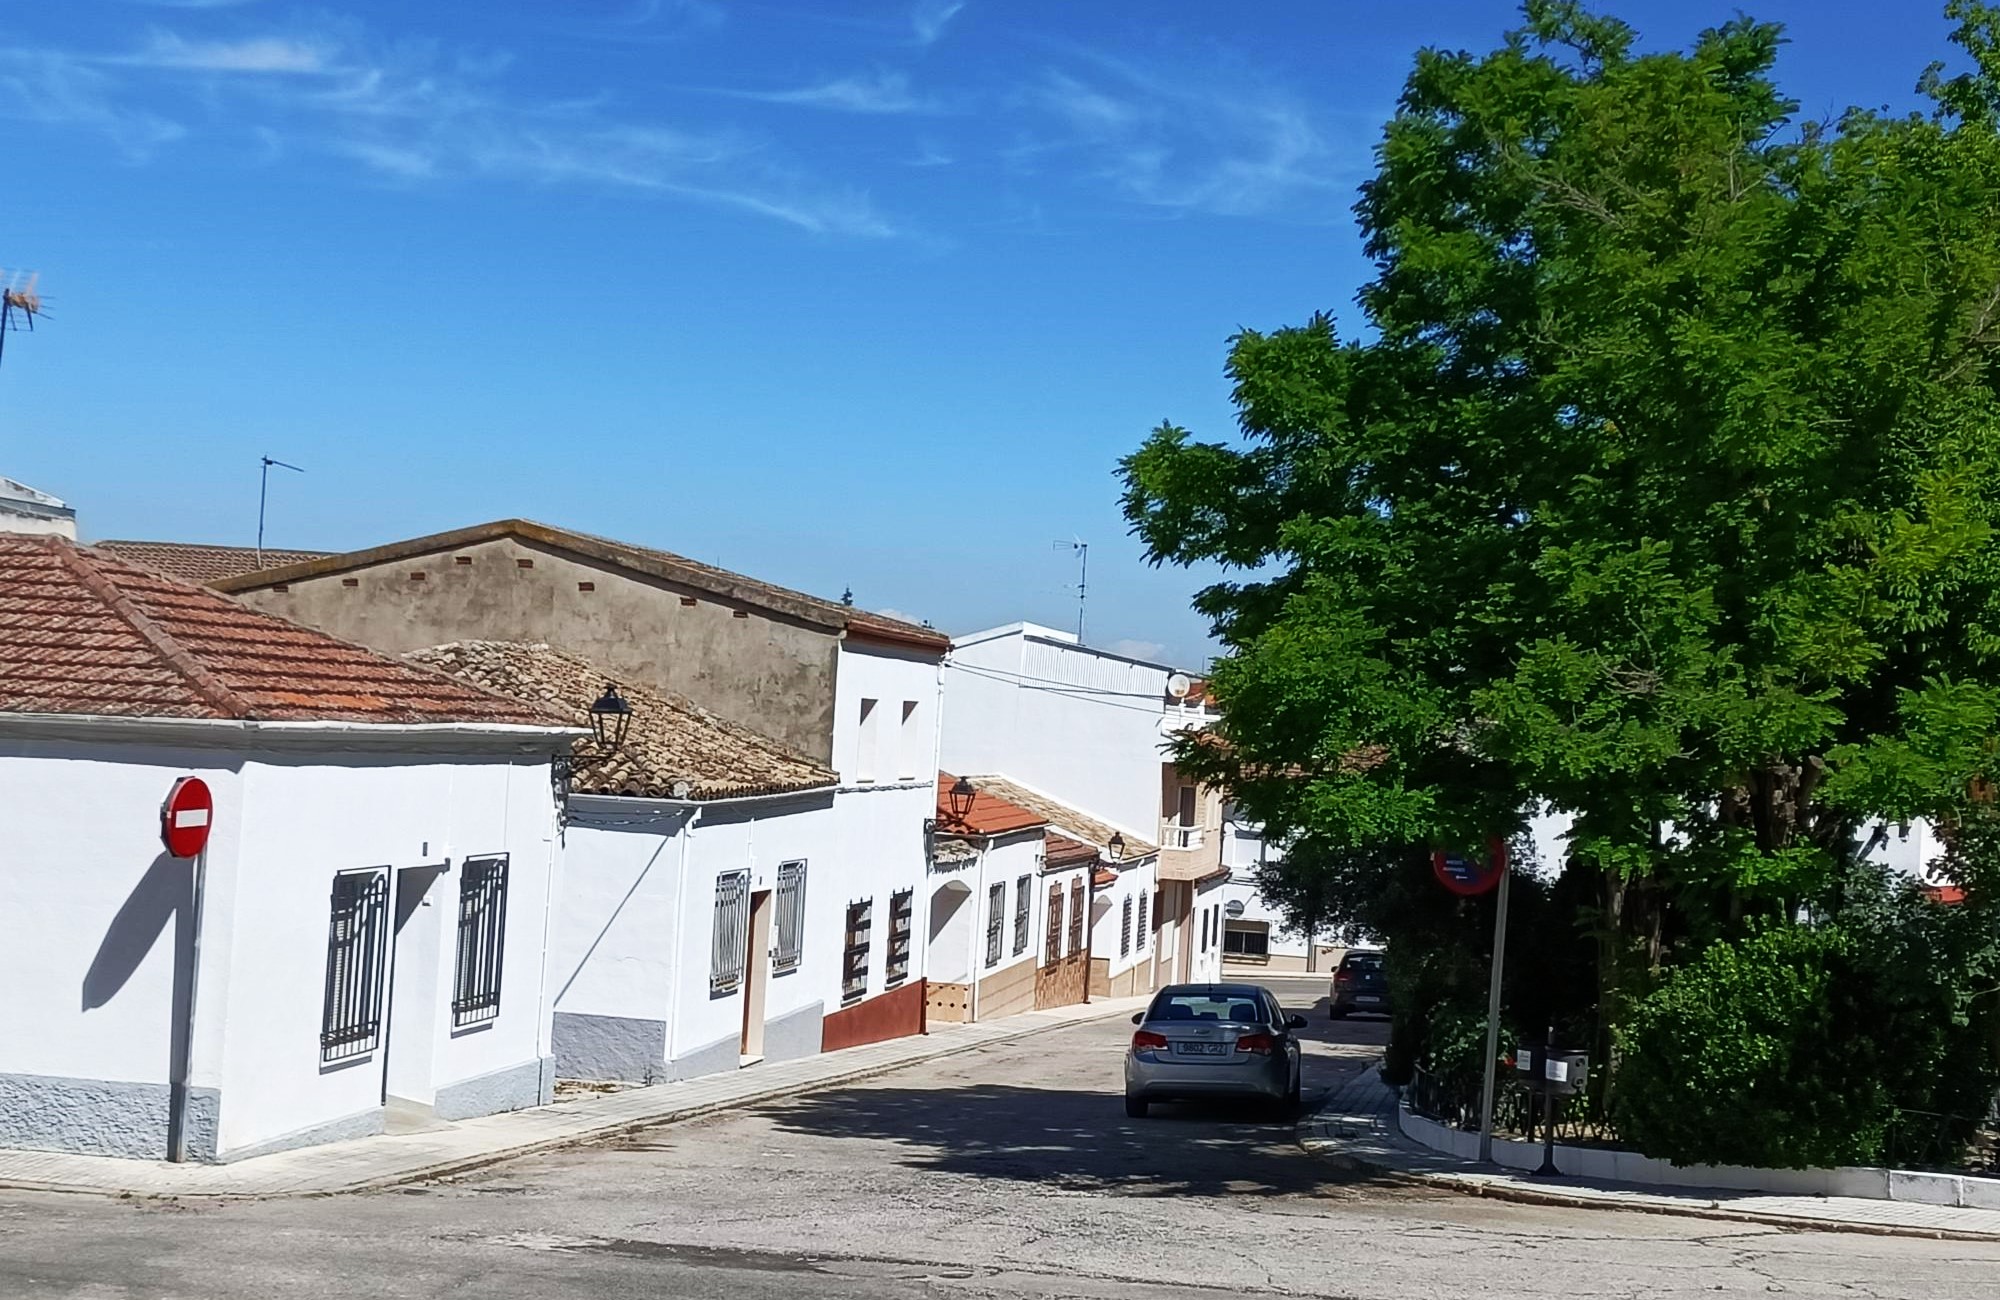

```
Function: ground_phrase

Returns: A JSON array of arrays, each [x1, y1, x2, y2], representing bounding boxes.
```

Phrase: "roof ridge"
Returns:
[[54, 540, 259, 718]]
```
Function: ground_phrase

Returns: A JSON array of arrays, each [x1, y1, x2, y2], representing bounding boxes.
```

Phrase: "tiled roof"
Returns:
[[212, 519, 949, 652], [1043, 833, 1100, 869], [406, 640, 838, 801], [0, 535, 565, 727], [97, 540, 329, 584], [952, 774, 1158, 860], [932, 836, 981, 866], [935, 771, 1046, 837]]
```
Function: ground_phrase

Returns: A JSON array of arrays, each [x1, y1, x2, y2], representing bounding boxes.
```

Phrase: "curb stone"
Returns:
[[1292, 1059, 2000, 1245]]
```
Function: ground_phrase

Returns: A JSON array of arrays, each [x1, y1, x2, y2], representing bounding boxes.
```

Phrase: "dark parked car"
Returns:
[[1329, 949, 1388, 1018]]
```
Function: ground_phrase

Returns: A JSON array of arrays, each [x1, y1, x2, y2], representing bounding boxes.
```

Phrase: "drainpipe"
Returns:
[[663, 803, 704, 1078], [967, 840, 984, 1024]]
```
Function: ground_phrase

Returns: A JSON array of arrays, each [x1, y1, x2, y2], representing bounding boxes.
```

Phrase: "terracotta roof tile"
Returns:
[[1043, 833, 1100, 868], [0, 535, 565, 727], [953, 774, 1158, 859], [934, 771, 1046, 837], [96, 540, 328, 584], [407, 640, 837, 802]]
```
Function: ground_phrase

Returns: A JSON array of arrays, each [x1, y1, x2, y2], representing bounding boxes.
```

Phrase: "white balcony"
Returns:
[[1160, 820, 1207, 851]]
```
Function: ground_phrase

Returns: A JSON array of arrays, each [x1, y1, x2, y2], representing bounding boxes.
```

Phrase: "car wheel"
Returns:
[[1329, 1005, 1348, 1020], [1124, 1094, 1148, 1119]]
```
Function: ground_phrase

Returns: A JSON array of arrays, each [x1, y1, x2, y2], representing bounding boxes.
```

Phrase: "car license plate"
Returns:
[[1356, 995, 1381, 1004], [1173, 1041, 1226, 1056]]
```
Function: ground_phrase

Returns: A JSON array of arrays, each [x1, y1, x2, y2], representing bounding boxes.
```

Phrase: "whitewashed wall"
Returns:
[[1091, 857, 1159, 979], [969, 832, 1044, 988], [0, 729, 561, 1161], [942, 624, 1169, 839]]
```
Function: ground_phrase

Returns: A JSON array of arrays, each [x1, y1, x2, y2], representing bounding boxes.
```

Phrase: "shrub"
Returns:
[[1615, 926, 1894, 1169]]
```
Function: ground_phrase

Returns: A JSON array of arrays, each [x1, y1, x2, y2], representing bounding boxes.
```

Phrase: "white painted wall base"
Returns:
[[1398, 1103, 2000, 1211]]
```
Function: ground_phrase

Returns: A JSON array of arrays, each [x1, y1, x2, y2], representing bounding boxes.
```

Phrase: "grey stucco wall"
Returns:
[[762, 1001, 824, 1065], [434, 1056, 557, 1121], [667, 1033, 742, 1083], [553, 1012, 669, 1084], [235, 535, 841, 760], [217, 1104, 382, 1164], [0, 1073, 219, 1161]]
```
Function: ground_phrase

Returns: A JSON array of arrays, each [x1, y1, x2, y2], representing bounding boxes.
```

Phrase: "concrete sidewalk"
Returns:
[[0, 996, 1150, 1200], [1299, 1061, 2000, 1241]]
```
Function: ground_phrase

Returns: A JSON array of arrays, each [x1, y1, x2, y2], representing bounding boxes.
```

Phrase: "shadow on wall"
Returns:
[[81, 851, 197, 1151]]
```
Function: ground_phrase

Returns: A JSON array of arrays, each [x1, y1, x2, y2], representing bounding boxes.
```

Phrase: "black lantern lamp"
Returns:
[[588, 683, 633, 751], [1107, 831, 1126, 862], [948, 775, 977, 820]]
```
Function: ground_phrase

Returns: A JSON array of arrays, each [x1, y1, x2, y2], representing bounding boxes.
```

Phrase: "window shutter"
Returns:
[[774, 861, 808, 972], [985, 882, 1005, 967]]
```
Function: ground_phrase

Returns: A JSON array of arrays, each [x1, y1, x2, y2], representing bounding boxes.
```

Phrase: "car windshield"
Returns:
[[1148, 992, 1266, 1024], [1344, 953, 1385, 972]]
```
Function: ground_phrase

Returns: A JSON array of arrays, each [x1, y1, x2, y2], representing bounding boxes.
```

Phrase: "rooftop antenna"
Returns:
[[257, 456, 304, 565], [0, 270, 46, 367], [1053, 537, 1087, 643]]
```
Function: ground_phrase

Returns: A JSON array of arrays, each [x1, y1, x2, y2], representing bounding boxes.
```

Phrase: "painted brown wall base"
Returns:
[[1089, 957, 1155, 999], [926, 981, 970, 1024], [973, 960, 1036, 1021], [1035, 951, 1088, 1009], [822, 978, 928, 1052]]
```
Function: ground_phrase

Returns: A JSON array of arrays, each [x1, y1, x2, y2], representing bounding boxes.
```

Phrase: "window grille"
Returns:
[[885, 889, 914, 987], [774, 860, 808, 973], [985, 882, 1005, 968], [320, 868, 390, 1061], [1120, 896, 1133, 957], [1045, 883, 1064, 963], [452, 855, 509, 1026], [710, 870, 751, 993], [1136, 891, 1149, 951], [842, 899, 873, 1000], [1012, 874, 1032, 956]]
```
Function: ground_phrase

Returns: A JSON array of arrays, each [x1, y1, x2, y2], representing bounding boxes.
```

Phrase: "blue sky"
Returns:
[[0, 0, 1963, 666]]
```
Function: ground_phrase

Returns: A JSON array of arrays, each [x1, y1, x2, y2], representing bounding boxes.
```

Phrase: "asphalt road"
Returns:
[[3, 975, 1998, 1299]]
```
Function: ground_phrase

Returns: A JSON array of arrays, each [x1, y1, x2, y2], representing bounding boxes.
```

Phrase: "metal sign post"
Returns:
[[1475, 863, 1511, 1164]]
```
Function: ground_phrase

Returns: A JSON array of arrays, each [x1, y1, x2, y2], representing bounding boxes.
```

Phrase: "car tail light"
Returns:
[[1132, 1030, 1170, 1051], [1335, 969, 1353, 985], [1235, 1032, 1276, 1055]]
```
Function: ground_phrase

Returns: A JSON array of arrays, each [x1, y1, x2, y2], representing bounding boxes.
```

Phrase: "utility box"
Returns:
[[1513, 1047, 1590, 1097]]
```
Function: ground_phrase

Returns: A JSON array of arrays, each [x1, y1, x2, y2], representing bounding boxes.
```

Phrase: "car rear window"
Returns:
[[1148, 993, 1266, 1023], [1344, 953, 1385, 972]]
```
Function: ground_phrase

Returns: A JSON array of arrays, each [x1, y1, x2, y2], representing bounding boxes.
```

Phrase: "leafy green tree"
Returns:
[[1123, 0, 2000, 1052]]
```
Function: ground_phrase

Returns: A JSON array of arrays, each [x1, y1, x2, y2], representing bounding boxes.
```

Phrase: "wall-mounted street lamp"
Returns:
[[947, 775, 977, 820], [556, 682, 634, 809], [1107, 832, 1126, 862]]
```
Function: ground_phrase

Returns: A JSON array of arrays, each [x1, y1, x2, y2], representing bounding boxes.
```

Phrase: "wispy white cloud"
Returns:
[[1107, 638, 1167, 663], [910, 0, 964, 46], [721, 70, 936, 115], [3, 22, 900, 239], [119, 31, 333, 73], [1022, 55, 1345, 219]]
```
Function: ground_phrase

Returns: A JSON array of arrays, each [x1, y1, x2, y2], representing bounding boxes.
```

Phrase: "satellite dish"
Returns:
[[1166, 673, 1193, 700]]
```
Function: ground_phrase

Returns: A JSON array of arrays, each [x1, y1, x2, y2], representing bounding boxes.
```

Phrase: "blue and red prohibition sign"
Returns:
[[1432, 837, 1508, 897]]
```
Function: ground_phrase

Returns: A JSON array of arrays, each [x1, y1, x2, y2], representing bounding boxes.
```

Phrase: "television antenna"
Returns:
[[257, 456, 305, 565], [0, 271, 46, 367], [1052, 537, 1088, 643]]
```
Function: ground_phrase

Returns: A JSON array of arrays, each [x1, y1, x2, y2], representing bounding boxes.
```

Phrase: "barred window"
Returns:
[[842, 899, 873, 1001], [985, 882, 1005, 967], [1120, 895, 1133, 957], [774, 860, 808, 973], [710, 870, 751, 993], [1012, 874, 1032, 956], [452, 855, 509, 1027], [321, 868, 390, 1062], [1136, 890, 1150, 951], [1068, 879, 1085, 955], [885, 889, 914, 987], [1045, 883, 1064, 963]]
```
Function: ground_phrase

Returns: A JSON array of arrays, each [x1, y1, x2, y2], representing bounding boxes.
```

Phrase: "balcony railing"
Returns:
[[1161, 820, 1207, 851]]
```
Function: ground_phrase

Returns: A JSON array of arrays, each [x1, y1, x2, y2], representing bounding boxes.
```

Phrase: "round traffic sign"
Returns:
[[162, 777, 213, 858], [1432, 837, 1507, 897]]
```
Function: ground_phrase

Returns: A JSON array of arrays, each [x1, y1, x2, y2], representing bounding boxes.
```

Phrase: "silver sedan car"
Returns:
[[1123, 983, 1305, 1118]]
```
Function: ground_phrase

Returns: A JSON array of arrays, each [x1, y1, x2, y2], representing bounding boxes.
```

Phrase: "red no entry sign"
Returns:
[[161, 777, 213, 858], [1433, 837, 1508, 897]]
